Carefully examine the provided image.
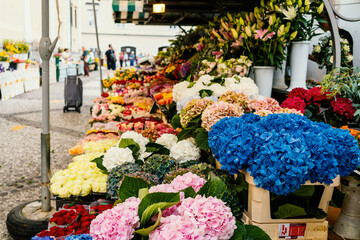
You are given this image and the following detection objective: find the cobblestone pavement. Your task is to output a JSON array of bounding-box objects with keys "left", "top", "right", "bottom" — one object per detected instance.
[{"left": 0, "top": 70, "right": 102, "bottom": 239}]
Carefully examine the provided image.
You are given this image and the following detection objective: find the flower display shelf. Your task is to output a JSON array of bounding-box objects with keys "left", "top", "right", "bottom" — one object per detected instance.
[
  {"left": 241, "top": 170, "right": 340, "bottom": 240},
  {"left": 54, "top": 193, "right": 108, "bottom": 211}
]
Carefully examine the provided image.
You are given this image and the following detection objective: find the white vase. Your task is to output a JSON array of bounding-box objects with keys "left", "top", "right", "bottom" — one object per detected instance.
[
  {"left": 254, "top": 66, "right": 275, "bottom": 98},
  {"left": 287, "top": 41, "right": 310, "bottom": 91}
]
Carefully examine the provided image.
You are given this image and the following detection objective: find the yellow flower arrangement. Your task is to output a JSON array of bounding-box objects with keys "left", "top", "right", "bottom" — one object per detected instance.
[{"left": 0, "top": 50, "right": 10, "bottom": 62}]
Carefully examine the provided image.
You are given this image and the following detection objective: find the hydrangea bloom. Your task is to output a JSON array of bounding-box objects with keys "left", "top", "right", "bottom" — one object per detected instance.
[
  {"left": 90, "top": 197, "right": 140, "bottom": 240},
  {"left": 119, "top": 131, "right": 150, "bottom": 160},
  {"left": 274, "top": 108, "right": 303, "bottom": 115},
  {"left": 288, "top": 88, "right": 308, "bottom": 99},
  {"left": 305, "top": 86, "right": 332, "bottom": 103},
  {"left": 201, "top": 101, "right": 244, "bottom": 131},
  {"left": 224, "top": 77, "right": 259, "bottom": 99},
  {"left": 209, "top": 114, "right": 360, "bottom": 195},
  {"left": 170, "top": 139, "right": 201, "bottom": 163},
  {"left": 219, "top": 91, "right": 250, "bottom": 110},
  {"left": 248, "top": 97, "right": 281, "bottom": 112},
  {"left": 180, "top": 98, "right": 215, "bottom": 127},
  {"left": 331, "top": 97, "right": 356, "bottom": 121},
  {"left": 177, "top": 195, "right": 236, "bottom": 240},
  {"left": 170, "top": 172, "right": 206, "bottom": 192},
  {"left": 280, "top": 97, "right": 306, "bottom": 114},
  {"left": 149, "top": 215, "right": 206, "bottom": 240},
  {"left": 155, "top": 133, "right": 178, "bottom": 150},
  {"left": 102, "top": 147, "right": 135, "bottom": 171},
  {"left": 65, "top": 234, "right": 92, "bottom": 240}
]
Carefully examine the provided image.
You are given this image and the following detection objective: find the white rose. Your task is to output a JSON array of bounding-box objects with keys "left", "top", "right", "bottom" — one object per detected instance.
[
  {"left": 346, "top": 55, "right": 353, "bottom": 62},
  {"left": 102, "top": 147, "right": 135, "bottom": 171},
  {"left": 155, "top": 134, "right": 178, "bottom": 150},
  {"left": 343, "top": 45, "right": 350, "bottom": 52},
  {"left": 50, "top": 183, "right": 62, "bottom": 195},
  {"left": 170, "top": 139, "right": 201, "bottom": 163}
]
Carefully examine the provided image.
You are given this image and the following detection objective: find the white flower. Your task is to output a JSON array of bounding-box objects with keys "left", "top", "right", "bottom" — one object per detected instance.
[
  {"left": 170, "top": 139, "right": 201, "bottom": 163},
  {"left": 155, "top": 134, "right": 178, "bottom": 150},
  {"left": 329, "top": 40, "right": 333, "bottom": 46},
  {"left": 346, "top": 55, "right": 354, "bottom": 62},
  {"left": 343, "top": 44, "right": 350, "bottom": 52},
  {"left": 279, "top": 6, "right": 298, "bottom": 20},
  {"left": 197, "top": 74, "right": 214, "bottom": 85},
  {"left": 343, "top": 39, "right": 349, "bottom": 45},
  {"left": 119, "top": 131, "right": 150, "bottom": 160},
  {"left": 102, "top": 147, "right": 135, "bottom": 171},
  {"left": 314, "top": 45, "right": 321, "bottom": 53},
  {"left": 330, "top": 56, "right": 334, "bottom": 63},
  {"left": 173, "top": 81, "right": 190, "bottom": 102},
  {"left": 225, "top": 76, "right": 259, "bottom": 99}
]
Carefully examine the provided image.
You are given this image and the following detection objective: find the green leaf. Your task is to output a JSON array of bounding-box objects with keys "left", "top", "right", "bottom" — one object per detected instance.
[
  {"left": 135, "top": 208, "right": 162, "bottom": 236},
  {"left": 197, "top": 173, "right": 226, "bottom": 198},
  {"left": 180, "top": 186, "right": 196, "bottom": 198},
  {"left": 292, "top": 185, "right": 315, "bottom": 197},
  {"left": 273, "top": 204, "right": 307, "bottom": 219},
  {"left": 118, "top": 176, "right": 151, "bottom": 202},
  {"left": 188, "top": 82, "right": 196, "bottom": 88},
  {"left": 150, "top": 102, "right": 159, "bottom": 114},
  {"left": 139, "top": 188, "right": 149, "bottom": 201},
  {"left": 145, "top": 142, "right": 170, "bottom": 156},
  {"left": 245, "top": 225, "right": 271, "bottom": 240},
  {"left": 118, "top": 138, "right": 140, "bottom": 159},
  {"left": 90, "top": 156, "right": 108, "bottom": 174},
  {"left": 177, "top": 127, "right": 197, "bottom": 141},
  {"left": 138, "top": 192, "right": 180, "bottom": 222},
  {"left": 304, "top": 109, "right": 313, "bottom": 118},
  {"left": 140, "top": 201, "right": 179, "bottom": 226},
  {"left": 229, "top": 221, "right": 246, "bottom": 240},
  {"left": 195, "top": 128, "right": 210, "bottom": 150},
  {"left": 199, "top": 89, "right": 214, "bottom": 98},
  {"left": 171, "top": 114, "right": 182, "bottom": 129}
]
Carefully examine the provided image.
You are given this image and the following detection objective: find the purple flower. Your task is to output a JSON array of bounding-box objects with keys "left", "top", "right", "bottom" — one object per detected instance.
[{"left": 180, "top": 61, "right": 192, "bottom": 78}]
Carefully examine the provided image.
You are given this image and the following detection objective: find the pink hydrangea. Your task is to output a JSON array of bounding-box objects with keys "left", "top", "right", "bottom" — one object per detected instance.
[
  {"left": 219, "top": 91, "right": 250, "bottom": 110},
  {"left": 254, "top": 109, "right": 273, "bottom": 117},
  {"left": 180, "top": 98, "right": 215, "bottom": 128},
  {"left": 201, "top": 101, "right": 244, "bottom": 131},
  {"left": 170, "top": 172, "right": 206, "bottom": 192},
  {"left": 149, "top": 215, "right": 206, "bottom": 240},
  {"left": 90, "top": 197, "right": 140, "bottom": 240},
  {"left": 248, "top": 97, "right": 281, "bottom": 112},
  {"left": 148, "top": 184, "right": 177, "bottom": 193},
  {"left": 177, "top": 195, "right": 236, "bottom": 240},
  {"left": 148, "top": 184, "right": 182, "bottom": 217}
]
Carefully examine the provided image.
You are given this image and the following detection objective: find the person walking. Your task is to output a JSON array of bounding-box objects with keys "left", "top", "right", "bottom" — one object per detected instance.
[
  {"left": 119, "top": 52, "right": 124, "bottom": 68},
  {"left": 129, "top": 51, "right": 135, "bottom": 66},
  {"left": 81, "top": 46, "right": 90, "bottom": 77},
  {"left": 124, "top": 52, "right": 129, "bottom": 67},
  {"left": 105, "top": 44, "right": 116, "bottom": 77}
]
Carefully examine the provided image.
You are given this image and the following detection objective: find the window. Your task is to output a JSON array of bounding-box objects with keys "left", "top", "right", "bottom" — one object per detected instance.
[
  {"left": 70, "top": 5, "right": 73, "bottom": 26},
  {"left": 88, "top": 9, "right": 98, "bottom": 26}
]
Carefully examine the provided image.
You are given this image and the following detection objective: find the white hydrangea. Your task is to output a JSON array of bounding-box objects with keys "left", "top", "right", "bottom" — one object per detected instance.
[
  {"left": 102, "top": 147, "right": 135, "bottom": 171},
  {"left": 170, "top": 139, "right": 201, "bottom": 163},
  {"left": 173, "top": 81, "right": 190, "bottom": 102},
  {"left": 197, "top": 74, "right": 214, "bottom": 85},
  {"left": 225, "top": 76, "right": 259, "bottom": 99},
  {"left": 119, "top": 131, "right": 150, "bottom": 160},
  {"left": 155, "top": 134, "right": 178, "bottom": 150}
]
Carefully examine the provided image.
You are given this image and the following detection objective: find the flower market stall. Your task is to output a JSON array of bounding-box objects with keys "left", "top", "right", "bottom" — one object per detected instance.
[{"left": 26, "top": 1, "right": 360, "bottom": 240}]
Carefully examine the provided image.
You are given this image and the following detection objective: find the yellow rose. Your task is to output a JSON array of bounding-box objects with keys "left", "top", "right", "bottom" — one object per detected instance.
[
  {"left": 50, "top": 183, "right": 62, "bottom": 195},
  {"left": 81, "top": 183, "right": 92, "bottom": 196},
  {"left": 58, "top": 188, "right": 71, "bottom": 198},
  {"left": 70, "top": 184, "right": 82, "bottom": 196}
]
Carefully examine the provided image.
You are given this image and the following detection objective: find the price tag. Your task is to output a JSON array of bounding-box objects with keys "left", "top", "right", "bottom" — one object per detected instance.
[{"left": 279, "top": 223, "right": 306, "bottom": 239}]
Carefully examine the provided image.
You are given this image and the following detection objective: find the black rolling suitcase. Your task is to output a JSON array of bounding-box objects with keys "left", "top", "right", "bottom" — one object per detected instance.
[{"left": 63, "top": 75, "right": 83, "bottom": 113}]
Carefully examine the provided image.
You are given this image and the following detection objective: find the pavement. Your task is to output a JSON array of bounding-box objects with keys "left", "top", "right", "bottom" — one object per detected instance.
[{"left": 0, "top": 69, "right": 102, "bottom": 239}]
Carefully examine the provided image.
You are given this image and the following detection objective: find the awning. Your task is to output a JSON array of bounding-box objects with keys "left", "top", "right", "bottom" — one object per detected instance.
[{"left": 112, "top": 0, "right": 261, "bottom": 25}]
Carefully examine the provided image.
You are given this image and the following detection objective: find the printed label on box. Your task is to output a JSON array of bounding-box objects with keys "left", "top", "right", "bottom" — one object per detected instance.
[{"left": 279, "top": 223, "right": 306, "bottom": 239}]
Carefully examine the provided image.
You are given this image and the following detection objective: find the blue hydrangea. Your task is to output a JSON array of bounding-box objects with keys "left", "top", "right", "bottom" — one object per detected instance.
[
  {"left": 65, "top": 234, "right": 92, "bottom": 240},
  {"left": 31, "top": 237, "right": 55, "bottom": 240},
  {"left": 209, "top": 114, "right": 360, "bottom": 195}
]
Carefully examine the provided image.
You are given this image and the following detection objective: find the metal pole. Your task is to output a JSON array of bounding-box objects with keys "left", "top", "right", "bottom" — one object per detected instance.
[
  {"left": 40, "top": 0, "right": 58, "bottom": 211},
  {"left": 92, "top": 0, "right": 103, "bottom": 94},
  {"left": 40, "top": 0, "right": 51, "bottom": 212}
]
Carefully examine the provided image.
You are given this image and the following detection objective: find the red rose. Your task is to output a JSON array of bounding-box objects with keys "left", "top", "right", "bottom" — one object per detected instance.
[{"left": 101, "top": 92, "right": 109, "bottom": 98}]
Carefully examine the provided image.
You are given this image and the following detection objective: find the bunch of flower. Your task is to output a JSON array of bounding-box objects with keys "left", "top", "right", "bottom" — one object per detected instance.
[
  {"left": 150, "top": 195, "right": 236, "bottom": 240},
  {"left": 161, "top": 60, "right": 185, "bottom": 80},
  {"left": 50, "top": 153, "right": 108, "bottom": 198},
  {"left": 49, "top": 209, "right": 78, "bottom": 226},
  {"left": 106, "top": 163, "right": 142, "bottom": 199},
  {"left": 331, "top": 97, "right": 356, "bottom": 121},
  {"left": 304, "top": 86, "right": 331, "bottom": 104},
  {"left": 172, "top": 74, "right": 259, "bottom": 103},
  {"left": 201, "top": 101, "right": 244, "bottom": 131},
  {"left": 0, "top": 50, "right": 10, "bottom": 62},
  {"left": 154, "top": 91, "right": 173, "bottom": 106},
  {"left": 102, "top": 77, "right": 117, "bottom": 89},
  {"left": 180, "top": 98, "right": 215, "bottom": 127},
  {"left": 219, "top": 91, "right": 250, "bottom": 110},
  {"left": 119, "top": 69, "right": 138, "bottom": 81},
  {"left": 90, "top": 197, "right": 140, "bottom": 239},
  {"left": 36, "top": 226, "right": 74, "bottom": 238},
  {"left": 3, "top": 39, "right": 29, "bottom": 53},
  {"left": 82, "top": 139, "right": 119, "bottom": 154},
  {"left": 209, "top": 114, "right": 360, "bottom": 195},
  {"left": 90, "top": 204, "right": 113, "bottom": 215},
  {"left": 312, "top": 36, "right": 353, "bottom": 72},
  {"left": 141, "top": 154, "right": 179, "bottom": 182},
  {"left": 249, "top": 97, "right": 281, "bottom": 112}
]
